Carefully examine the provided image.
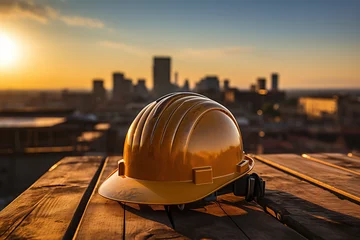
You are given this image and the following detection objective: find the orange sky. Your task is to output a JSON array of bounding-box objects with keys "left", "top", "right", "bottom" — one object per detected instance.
[{"left": 0, "top": 0, "right": 359, "bottom": 90}]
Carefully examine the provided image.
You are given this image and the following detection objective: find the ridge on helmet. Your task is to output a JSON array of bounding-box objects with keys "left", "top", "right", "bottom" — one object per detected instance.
[{"left": 99, "top": 92, "right": 255, "bottom": 205}]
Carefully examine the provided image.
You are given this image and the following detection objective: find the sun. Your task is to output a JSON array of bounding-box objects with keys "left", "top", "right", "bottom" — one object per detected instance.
[{"left": 0, "top": 32, "right": 18, "bottom": 68}]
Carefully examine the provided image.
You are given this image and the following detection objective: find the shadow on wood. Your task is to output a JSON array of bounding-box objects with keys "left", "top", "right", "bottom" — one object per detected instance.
[
  {"left": 125, "top": 197, "right": 304, "bottom": 240},
  {"left": 259, "top": 190, "right": 360, "bottom": 240}
]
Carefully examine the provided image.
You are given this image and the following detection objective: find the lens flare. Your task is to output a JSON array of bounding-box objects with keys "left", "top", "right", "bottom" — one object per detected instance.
[{"left": 0, "top": 32, "right": 18, "bottom": 67}]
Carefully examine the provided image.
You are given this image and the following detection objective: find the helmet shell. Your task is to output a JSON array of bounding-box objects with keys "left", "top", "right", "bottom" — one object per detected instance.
[
  {"left": 99, "top": 92, "right": 254, "bottom": 204},
  {"left": 124, "top": 92, "right": 244, "bottom": 182}
]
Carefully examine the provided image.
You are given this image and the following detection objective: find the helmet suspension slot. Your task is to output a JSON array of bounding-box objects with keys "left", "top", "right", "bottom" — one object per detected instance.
[
  {"left": 237, "top": 160, "right": 250, "bottom": 174},
  {"left": 118, "top": 160, "right": 125, "bottom": 176},
  {"left": 192, "top": 166, "right": 213, "bottom": 185}
]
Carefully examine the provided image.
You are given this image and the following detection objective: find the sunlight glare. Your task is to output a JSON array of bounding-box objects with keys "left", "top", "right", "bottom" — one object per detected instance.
[{"left": 0, "top": 32, "right": 18, "bottom": 67}]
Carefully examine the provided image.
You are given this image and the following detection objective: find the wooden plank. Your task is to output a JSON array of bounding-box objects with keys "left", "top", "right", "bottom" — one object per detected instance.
[
  {"left": 256, "top": 154, "right": 360, "bottom": 199},
  {"left": 74, "top": 156, "right": 126, "bottom": 239},
  {"left": 321, "top": 153, "right": 360, "bottom": 169},
  {"left": 302, "top": 153, "right": 360, "bottom": 176},
  {"left": 75, "top": 156, "right": 302, "bottom": 239},
  {"left": 124, "top": 202, "right": 247, "bottom": 239},
  {"left": 254, "top": 154, "right": 360, "bottom": 205},
  {"left": 74, "top": 156, "right": 186, "bottom": 240},
  {"left": 122, "top": 195, "right": 303, "bottom": 239},
  {"left": 0, "top": 156, "right": 104, "bottom": 240},
  {"left": 217, "top": 195, "right": 305, "bottom": 239},
  {"left": 253, "top": 159, "right": 360, "bottom": 240},
  {"left": 348, "top": 152, "right": 360, "bottom": 160}
]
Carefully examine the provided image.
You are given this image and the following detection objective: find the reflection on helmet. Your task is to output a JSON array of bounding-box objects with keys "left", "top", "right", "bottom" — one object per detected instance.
[{"left": 99, "top": 92, "right": 255, "bottom": 205}]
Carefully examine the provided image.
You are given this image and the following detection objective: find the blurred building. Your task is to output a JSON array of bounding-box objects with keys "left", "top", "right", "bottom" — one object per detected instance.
[
  {"left": 26, "top": 91, "right": 64, "bottom": 109},
  {"left": 182, "top": 79, "right": 190, "bottom": 92},
  {"left": 257, "top": 78, "right": 266, "bottom": 91},
  {"left": 271, "top": 73, "right": 279, "bottom": 91},
  {"left": 295, "top": 95, "right": 360, "bottom": 151},
  {"left": 224, "top": 87, "right": 285, "bottom": 112},
  {"left": 112, "top": 72, "right": 133, "bottom": 102},
  {"left": 62, "top": 89, "right": 95, "bottom": 112},
  {"left": 133, "top": 79, "right": 149, "bottom": 101},
  {"left": 224, "top": 79, "right": 230, "bottom": 91},
  {"left": 298, "top": 97, "right": 338, "bottom": 119},
  {"left": 174, "top": 72, "right": 178, "bottom": 86},
  {"left": 298, "top": 95, "right": 360, "bottom": 124},
  {"left": 124, "top": 78, "right": 134, "bottom": 101},
  {"left": 92, "top": 79, "right": 106, "bottom": 104},
  {"left": 195, "top": 75, "right": 221, "bottom": 101},
  {"left": 153, "top": 57, "right": 172, "bottom": 97},
  {"left": 113, "top": 72, "right": 124, "bottom": 100},
  {"left": 0, "top": 108, "right": 112, "bottom": 209},
  {"left": 250, "top": 84, "right": 256, "bottom": 92},
  {"left": 196, "top": 75, "right": 220, "bottom": 92},
  {"left": 338, "top": 96, "right": 360, "bottom": 126}
]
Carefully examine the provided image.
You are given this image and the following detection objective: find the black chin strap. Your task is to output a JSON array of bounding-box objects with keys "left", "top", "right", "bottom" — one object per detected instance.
[{"left": 164, "top": 205, "right": 176, "bottom": 229}]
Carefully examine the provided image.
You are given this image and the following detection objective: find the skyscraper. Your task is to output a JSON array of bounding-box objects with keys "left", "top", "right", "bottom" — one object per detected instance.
[
  {"left": 271, "top": 73, "right": 279, "bottom": 91},
  {"left": 112, "top": 72, "right": 133, "bottom": 102},
  {"left": 257, "top": 78, "right": 266, "bottom": 91},
  {"left": 174, "top": 72, "right": 178, "bottom": 86},
  {"left": 93, "top": 79, "right": 106, "bottom": 103},
  {"left": 124, "top": 78, "right": 134, "bottom": 100},
  {"left": 224, "top": 79, "right": 230, "bottom": 91},
  {"left": 112, "top": 72, "right": 124, "bottom": 100},
  {"left": 153, "top": 56, "right": 171, "bottom": 97}
]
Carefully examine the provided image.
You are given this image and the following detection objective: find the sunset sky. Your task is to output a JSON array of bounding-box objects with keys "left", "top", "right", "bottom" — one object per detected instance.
[{"left": 0, "top": 0, "right": 359, "bottom": 90}]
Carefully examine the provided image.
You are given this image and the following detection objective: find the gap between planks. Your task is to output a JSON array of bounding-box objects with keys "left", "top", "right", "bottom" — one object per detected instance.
[{"left": 63, "top": 157, "right": 106, "bottom": 239}]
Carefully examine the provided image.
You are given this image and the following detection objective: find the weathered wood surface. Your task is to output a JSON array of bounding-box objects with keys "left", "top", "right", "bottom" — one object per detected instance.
[
  {"left": 306, "top": 153, "right": 360, "bottom": 172},
  {"left": 1, "top": 153, "right": 360, "bottom": 240},
  {"left": 257, "top": 154, "right": 360, "bottom": 198},
  {"left": 0, "top": 156, "right": 104, "bottom": 240},
  {"left": 74, "top": 156, "right": 303, "bottom": 240},
  {"left": 253, "top": 157, "right": 360, "bottom": 240},
  {"left": 349, "top": 152, "right": 360, "bottom": 159}
]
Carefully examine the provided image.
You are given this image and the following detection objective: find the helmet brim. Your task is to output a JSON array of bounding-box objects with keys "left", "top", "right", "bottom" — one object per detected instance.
[{"left": 98, "top": 156, "right": 254, "bottom": 205}]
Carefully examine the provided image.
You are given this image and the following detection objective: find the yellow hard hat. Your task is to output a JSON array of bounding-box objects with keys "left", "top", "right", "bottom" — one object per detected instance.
[{"left": 99, "top": 92, "right": 254, "bottom": 204}]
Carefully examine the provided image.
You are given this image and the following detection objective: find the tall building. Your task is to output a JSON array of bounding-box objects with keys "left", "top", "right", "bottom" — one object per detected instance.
[
  {"left": 153, "top": 57, "right": 172, "bottom": 97},
  {"left": 257, "top": 78, "right": 266, "bottom": 91},
  {"left": 112, "top": 72, "right": 133, "bottom": 102},
  {"left": 92, "top": 79, "right": 106, "bottom": 103},
  {"left": 124, "top": 78, "right": 134, "bottom": 100},
  {"left": 112, "top": 72, "right": 124, "bottom": 100},
  {"left": 224, "top": 79, "right": 230, "bottom": 91},
  {"left": 174, "top": 72, "right": 178, "bottom": 86},
  {"left": 271, "top": 73, "right": 279, "bottom": 91}
]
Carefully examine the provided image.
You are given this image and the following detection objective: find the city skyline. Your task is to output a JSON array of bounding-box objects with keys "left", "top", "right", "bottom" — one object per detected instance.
[{"left": 0, "top": 0, "right": 359, "bottom": 90}]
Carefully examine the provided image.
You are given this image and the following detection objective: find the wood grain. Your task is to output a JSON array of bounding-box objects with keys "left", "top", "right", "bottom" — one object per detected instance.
[
  {"left": 308, "top": 153, "right": 360, "bottom": 172},
  {"left": 74, "top": 156, "right": 126, "bottom": 239},
  {"left": 75, "top": 156, "right": 303, "bottom": 240},
  {"left": 257, "top": 154, "right": 360, "bottom": 198},
  {"left": 0, "top": 156, "right": 104, "bottom": 240},
  {"left": 3, "top": 154, "right": 360, "bottom": 240},
  {"left": 217, "top": 194, "right": 305, "bottom": 239},
  {"left": 253, "top": 159, "right": 360, "bottom": 240},
  {"left": 74, "top": 156, "right": 187, "bottom": 240}
]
